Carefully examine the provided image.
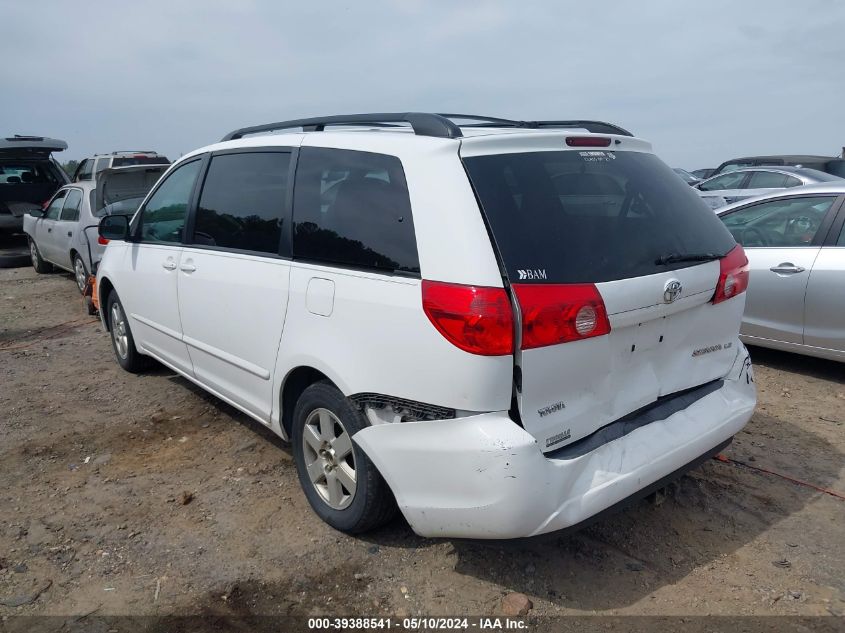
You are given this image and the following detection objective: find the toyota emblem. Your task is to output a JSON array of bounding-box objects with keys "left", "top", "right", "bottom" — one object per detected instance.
[{"left": 663, "top": 279, "right": 682, "bottom": 303}]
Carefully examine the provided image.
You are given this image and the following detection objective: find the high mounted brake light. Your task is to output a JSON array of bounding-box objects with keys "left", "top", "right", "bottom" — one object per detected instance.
[
  {"left": 712, "top": 245, "right": 750, "bottom": 304},
  {"left": 565, "top": 137, "right": 612, "bottom": 147},
  {"left": 513, "top": 284, "right": 611, "bottom": 349},
  {"left": 422, "top": 280, "right": 513, "bottom": 356}
]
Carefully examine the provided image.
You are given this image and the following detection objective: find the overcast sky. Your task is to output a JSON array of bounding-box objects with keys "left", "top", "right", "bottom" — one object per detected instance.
[{"left": 2, "top": 0, "right": 843, "bottom": 169}]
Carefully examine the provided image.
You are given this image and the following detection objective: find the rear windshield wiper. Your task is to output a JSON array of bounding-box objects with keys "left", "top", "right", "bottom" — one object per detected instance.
[{"left": 655, "top": 252, "right": 722, "bottom": 266}]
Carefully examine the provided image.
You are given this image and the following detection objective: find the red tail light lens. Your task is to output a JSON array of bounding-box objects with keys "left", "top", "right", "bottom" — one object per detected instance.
[
  {"left": 712, "top": 245, "right": 750, "bottom": 304},
  {"left": 422, "top": 280, "right": 513, "bottom": 356},
  {"left": 513, "top": 284, "right": 611, "bottom": 349},
  {"left": 565, "top": 136, "right": 611, "bottom": 147},
  {"left": 97, "top": 236, "right": 110, "bottom": 245}
]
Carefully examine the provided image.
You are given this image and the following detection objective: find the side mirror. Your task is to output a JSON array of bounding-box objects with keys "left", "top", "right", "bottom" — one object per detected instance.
[
  {"left": 99, "top": 214, "right": 130, "bottom": 241},
  {"left": 28, "top": 209, "right": 44, "bottom": 217}
]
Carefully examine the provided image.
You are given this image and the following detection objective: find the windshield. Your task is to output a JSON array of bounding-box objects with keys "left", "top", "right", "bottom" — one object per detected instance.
[{"left": 463, "top": 150, "right": 736, "bottom": 284}]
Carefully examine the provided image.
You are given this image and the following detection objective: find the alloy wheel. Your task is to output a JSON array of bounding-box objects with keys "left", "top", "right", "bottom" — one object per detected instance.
[
  {"left": 302, "top": 408, "right": 357, "bottom": 510},
  {"left": 110, "top": 302, "right": 129, "bottom": 359}
]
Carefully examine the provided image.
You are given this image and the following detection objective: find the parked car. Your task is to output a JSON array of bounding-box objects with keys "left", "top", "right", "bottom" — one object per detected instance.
[
  {"left": 711, "top": 154, "right": 845, "bottom": 178},
  {"left": 695, "top": 166, "right": 841, "bottom": 209},
  {"left": 0, "top": 135, "right": 69, "bottom": 234},
  {"left": 24, "top": 165, "right": 167, "bottom": 292},
  {"left": 72, "top": 151, "right": 169, "bottom": 182},
  {"left": 96, "top": 113, "right": 756, "bottom": 539},
  {"left": 691, "top": 168, "right": 716, "bottom": 180},
  {"left": 672, "top": 167, "right": 701, "bottom": 186},
  {"left": 716, "top": 183, "right": 845, "bottom": 362}
]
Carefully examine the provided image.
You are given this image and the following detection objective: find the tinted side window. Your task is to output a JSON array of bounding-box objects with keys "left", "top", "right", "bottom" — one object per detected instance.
[
  {"left": 45, "top": 190, "right": 67, "bottom": 219},
  {"left": 95, "top": 159, "right": 111, "bottom": 175},
  {"left": 139, "top": 160, "right": 201, "bottom": 244},
  {"left": 783, "top": 176, "right": 802, "bottom": 188},
  {"left": 60, "top": 189, "right": 82, "bottom": 221},
  {"left": 700, "top": 172, "right": 747, "bottom": 191},
  {"left": 748, "top": 171, "right": 789, "bottom": 189},
  {"left": 193, "top": 152, "right": 290, "bottom": 254},
  {"left": 292, "top": 147, "right": 419, "bottom": 274},
  {"left": 720, "top": 196, "right": 836, "bottom": 247},
  {"left": 838, "top": 220, "right": 845, "bottom": 247}
]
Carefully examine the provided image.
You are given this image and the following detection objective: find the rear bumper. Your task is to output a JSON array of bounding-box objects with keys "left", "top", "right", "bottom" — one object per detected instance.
[{"left": 353, "top": 345, "right": 756, "bottom": 539}]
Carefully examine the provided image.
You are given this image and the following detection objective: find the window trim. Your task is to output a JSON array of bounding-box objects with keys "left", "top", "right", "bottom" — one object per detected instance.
[
  {"left": 821, "top": 195, "right": 845, "bottom": 247},
  {"left": 132, "top": 155, "right": 206, "bottom": 245},
  {"left": 718, "top": 193, "right": 843, "bottom": 249},
  {"left": 182, "top": 146, "right": 296, "bottom": 259}
]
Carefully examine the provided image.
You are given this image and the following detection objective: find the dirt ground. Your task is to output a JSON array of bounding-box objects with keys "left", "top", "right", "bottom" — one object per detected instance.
[{"left": 1, "top": 266, "right": 843, "bottom": 623}]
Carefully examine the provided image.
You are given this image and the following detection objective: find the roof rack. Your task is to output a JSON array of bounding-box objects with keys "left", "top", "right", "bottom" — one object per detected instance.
[
  {"left": 438, "top": 114, "right": 633, "bottom": 137},
  {"left": 221, "top": 113, "right": 463, "bottom": 141},
  {"left": 221, "top": 113, "right": 633, "bottom": 141}
]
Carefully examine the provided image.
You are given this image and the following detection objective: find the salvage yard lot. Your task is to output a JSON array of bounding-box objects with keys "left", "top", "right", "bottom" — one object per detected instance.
[{"left": 1, "top": 266, "right": 843, "bottom": 618}]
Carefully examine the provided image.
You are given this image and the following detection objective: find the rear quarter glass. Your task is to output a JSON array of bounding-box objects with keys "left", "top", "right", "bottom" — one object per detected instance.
[{"left": 463, "top": 150, "right": 736, "bottom": 284}]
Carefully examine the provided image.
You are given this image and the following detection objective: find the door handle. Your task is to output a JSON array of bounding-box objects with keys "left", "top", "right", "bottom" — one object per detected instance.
[
  {"left": 67, "top": 231, "right": 72, "bottom": 237},
  {"left": 162, "top": 260, "right": 177, "bottom": 271},
  {"left": 47, "top": 228, "right": 52, "bottom": 233},
  {"left": 180, "top": 263, "right": 196, "bottom": 273},
  {"left": 770, "top": 263, "right": 805, "bottom": 274}
]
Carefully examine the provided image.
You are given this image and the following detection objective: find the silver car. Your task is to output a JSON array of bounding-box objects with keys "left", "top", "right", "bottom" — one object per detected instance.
[
  {"left": 23, "top": 164, "right": 167, "bottom": 292},
  {"left": 696, "top": 166, "right": 842, "bottom": 210},
  {"left": 717, "top": 183, "right": 845, "bottom": 361}
]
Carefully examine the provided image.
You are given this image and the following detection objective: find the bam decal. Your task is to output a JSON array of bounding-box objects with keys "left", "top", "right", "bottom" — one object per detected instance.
[{"left": 517, "top": 269, "right": 547, "bottom": 280}]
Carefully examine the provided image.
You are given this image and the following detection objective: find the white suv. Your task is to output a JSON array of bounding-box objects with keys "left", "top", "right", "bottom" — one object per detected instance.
[{"left": 96, "top": 113, "right": 757, "bottom": 538}]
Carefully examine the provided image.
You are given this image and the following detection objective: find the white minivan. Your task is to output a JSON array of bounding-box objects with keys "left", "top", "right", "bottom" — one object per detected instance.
[{"left": 96, "top": 113, "right": 757, "bottom": 538}]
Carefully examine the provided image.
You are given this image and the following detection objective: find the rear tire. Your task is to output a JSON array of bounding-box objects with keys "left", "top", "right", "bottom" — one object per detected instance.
[
  {"left": 106, "top": 290, "right": 149, "bottom": 373},
  {"left": 29, "top": 239, "right": 52, "bottom": 274},
  {"left": 72, "top": 253, "right": 88, "bottom": 294},
  {"left": 292, "top": 381, "right": 397, "bottom": 533}
]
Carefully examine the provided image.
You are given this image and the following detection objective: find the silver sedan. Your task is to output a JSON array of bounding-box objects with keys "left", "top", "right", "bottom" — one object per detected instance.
[
  {"left": 717, "top": 183, "right": 845, "bottom": 361},
  {"left": 696, "top": 166, "right": 842, "bottom": 210}
]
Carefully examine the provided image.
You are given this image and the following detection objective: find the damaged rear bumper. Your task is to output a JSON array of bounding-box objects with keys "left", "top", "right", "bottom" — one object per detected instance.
[{"left": 353, "top": 345, "right": 756, "bottom": 539}]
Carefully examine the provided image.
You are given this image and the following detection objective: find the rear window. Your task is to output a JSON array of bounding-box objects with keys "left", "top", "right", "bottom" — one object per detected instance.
[
  {"left": 0, "top": 162, "right": 61, "bottom": 186},
  {"left": 463, "top": 150, "right": 736, "bottom": 284},
  {"left": 112, "top": 156, "right": 170, "bottom": 168}
]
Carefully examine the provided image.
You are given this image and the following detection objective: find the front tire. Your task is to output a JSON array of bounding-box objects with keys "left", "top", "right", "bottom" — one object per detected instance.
[
  {"left": 292, "top": 381, "right": 396, "bottom": 533},
  {"left": 106, "top": 290, "right": 149, "bottom": 373},
  {"left": 29, "top": 239, "right": 52, "bottom": 274}
]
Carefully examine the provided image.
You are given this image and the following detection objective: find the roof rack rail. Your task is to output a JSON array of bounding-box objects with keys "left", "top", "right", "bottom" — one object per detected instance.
[
  {"left": 221, "top": 112, "right": 463, "bottom": 141},
  {"left": 437, "top": 114, "right": 633, "bottom": 137}
]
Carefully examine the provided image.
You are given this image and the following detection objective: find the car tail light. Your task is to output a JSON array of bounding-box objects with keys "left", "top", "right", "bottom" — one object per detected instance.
[
  {"left": 421, "top": 280, "right": 513, "bottom": 356},
  {"left": 513, "top": 284, "right": 611, "bottom": 349},
  {"left": 712, "top": 245, "right": 750, "bottom": 304},
  {"left": 565, "top": 136, "right": 612, "bottom": 147},
  {"left": 97, "top": 236, "right": 110, "bottom": 245}
]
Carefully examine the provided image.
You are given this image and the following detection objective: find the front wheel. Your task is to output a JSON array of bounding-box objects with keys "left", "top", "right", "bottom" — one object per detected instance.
[
  {"left": 106, "top": 290, "right": 149, "bottom": 373},
  {"left": 292, "top": 381, "right": 396, "bottom": 533}
]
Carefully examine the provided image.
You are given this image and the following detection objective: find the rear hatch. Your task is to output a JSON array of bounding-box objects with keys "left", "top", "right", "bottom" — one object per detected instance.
[
  {"left": 462, "top": 138, "right": 745, "bottom": 452},
  {"left": 94, "top": 165, "right": 168, "bottom": 216},
  {"left": 0, "top": 136, "right": 69, "bottom": 220}
]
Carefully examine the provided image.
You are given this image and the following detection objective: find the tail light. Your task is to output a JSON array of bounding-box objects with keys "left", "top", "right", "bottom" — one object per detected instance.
[
  {"left": 422, "top": 280, "right": 513, "bottom": 356},
  {"left": 513, "top": 284, "right": 610, "bottom": 349},
  {"left": 97, "top": 236, "right": 110, "bottom": 245},
  {"left": 712, "top": 245, "right": 750, "bottom": 304},
  {"left": 41, "top": 199, "right": 50, "bottom": 210}
]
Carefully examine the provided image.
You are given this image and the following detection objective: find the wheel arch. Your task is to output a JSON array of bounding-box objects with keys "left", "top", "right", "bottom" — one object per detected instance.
[
  {"left": 279, "top": 365, "right": 332, "bottom": 440},
  {"left": 98, "top": 276, "right": 115, "bottom": 330}
]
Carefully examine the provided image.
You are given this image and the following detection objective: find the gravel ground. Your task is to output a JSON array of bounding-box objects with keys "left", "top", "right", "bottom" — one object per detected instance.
[{"left": 1, "top": 266, "right": 843, "bottom": 623}]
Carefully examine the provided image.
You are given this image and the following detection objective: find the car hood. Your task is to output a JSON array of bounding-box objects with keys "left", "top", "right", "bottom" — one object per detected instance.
[{"left": 95, "top": 165, "right": 167, "bottom": 212}]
